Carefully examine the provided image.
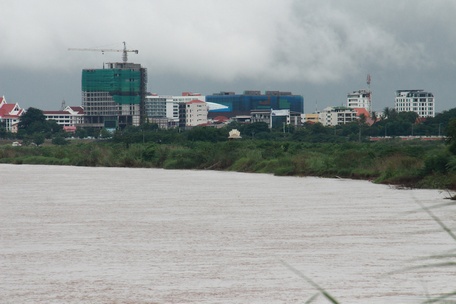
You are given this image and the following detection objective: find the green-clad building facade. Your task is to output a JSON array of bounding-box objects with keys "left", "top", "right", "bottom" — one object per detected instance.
[{"left": 82, "top": 62, "right": 147, "bottom": 129}]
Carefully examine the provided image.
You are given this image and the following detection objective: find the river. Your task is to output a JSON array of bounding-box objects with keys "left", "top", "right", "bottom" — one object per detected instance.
[{"left": 1, "top": 164, "right": 454, "bottom": 303}]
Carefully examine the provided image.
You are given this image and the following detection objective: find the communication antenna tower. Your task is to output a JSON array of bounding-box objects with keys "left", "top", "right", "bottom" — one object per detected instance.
[{"left": 366, "top": 73, "right": 372, "bottom": 114}]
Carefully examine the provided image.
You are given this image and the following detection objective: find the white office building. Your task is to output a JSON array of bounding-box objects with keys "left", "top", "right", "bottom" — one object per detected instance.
[
  {"left": 43, "top": 106, "right": 84, "bottom": 127},
  {"left": 347, "top": 89, "right": 372, "bottom": 114},
  {"left": 395, "top": 90, "right": 435, "bottom": 118}
]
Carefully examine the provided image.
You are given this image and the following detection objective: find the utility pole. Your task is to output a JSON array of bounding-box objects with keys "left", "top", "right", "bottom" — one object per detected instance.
[{"left": 358, "top": 118, "right": 363, "bottom": 142}]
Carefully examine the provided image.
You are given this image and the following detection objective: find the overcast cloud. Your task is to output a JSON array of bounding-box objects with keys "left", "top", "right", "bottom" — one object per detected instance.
[{"left": 1, "top": 0, "right": 455, "bottom": 112}]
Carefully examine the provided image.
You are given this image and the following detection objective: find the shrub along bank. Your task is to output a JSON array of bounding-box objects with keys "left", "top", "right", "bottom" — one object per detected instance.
[{"left": 1, "top": 139, "right": 455, "bottom": 190}]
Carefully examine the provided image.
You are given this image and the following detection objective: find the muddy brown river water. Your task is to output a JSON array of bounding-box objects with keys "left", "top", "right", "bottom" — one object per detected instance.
[{"left": 1, "top": 164, "right": 455, "bottom": 303}]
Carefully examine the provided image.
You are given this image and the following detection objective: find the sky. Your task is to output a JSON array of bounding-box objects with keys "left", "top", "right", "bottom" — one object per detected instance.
[{"left": 1, "top": 0, "right": 456, "bottom": 114}]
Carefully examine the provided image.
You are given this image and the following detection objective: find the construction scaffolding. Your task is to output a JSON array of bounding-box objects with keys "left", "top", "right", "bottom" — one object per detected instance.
[
  {"left": 81, "top": 62, "right": 147, "bottom": 128},
  {"left": 82, "top": 69, "right": 142, "bottom": 105}
]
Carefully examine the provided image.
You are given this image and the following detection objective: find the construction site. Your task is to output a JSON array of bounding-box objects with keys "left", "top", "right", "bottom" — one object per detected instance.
[{"left": 70, "top": 42, "right": 147, "bottom": 129}]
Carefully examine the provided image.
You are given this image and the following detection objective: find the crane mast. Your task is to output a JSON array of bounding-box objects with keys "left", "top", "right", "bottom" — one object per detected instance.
[{"left": 68, "top": 41, "right": 138, "bottom": 63}]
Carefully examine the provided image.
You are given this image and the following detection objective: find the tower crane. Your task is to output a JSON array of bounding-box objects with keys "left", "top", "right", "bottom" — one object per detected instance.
[{"left": 68, "top": 41, "right": 138, "bottom": 63}]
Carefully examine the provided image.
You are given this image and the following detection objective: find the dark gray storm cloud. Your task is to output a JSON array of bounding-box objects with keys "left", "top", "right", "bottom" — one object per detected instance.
[{"left": 1, "top": 0, "right": 455, "bottom": 112}]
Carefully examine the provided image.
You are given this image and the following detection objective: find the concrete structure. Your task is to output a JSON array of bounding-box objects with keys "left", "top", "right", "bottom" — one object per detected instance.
[
  {"left": 250, "top": 109, "right": 301, "bottom": 129},
  {"left": 0, "top": 96, "right": 24, "bottom": 133},
  {"left": 318, "top": 106, "right": 358, "bottom": 126},
  {"left": 302, "top": 113, "right": 320, "bottom": 124},
  {"left": 347, "top": 89, "right": 372, "bottom": 114},
  {"left": 81, "top": 62, "right": 147, "bottom": 129},
  {"left": 43, "top": 106, "right": 84, "bottom": 127},
  {"left": 185, "top": 100, "right": 208, "bottom": 127},
  {"left": 206, "top": 90, "right": 304, "bottom": 119},
  {"left": 144, "top": 93, "right": 206, "bottom": 129},
  {"left": 395, "top": 90, "right": 435, "bottom": 118}
]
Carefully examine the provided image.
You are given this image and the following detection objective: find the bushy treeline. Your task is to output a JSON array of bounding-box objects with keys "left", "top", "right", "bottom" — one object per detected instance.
[
  {"left": 2, "top": 106, "right": 456, "bottom": 147},
  {"left": 1, "top": 137, "right": 456, "bottom": 190}
]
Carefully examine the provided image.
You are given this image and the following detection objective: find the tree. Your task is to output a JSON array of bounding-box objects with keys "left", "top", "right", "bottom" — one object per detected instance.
[
  {"left": 46, "top": 119, "right": 63, "bottom": 135},
  {"left": 52, "top": 136, "right": 69, "bottom": 145},
  {"left": 18, "top": 107, "right": 47, "bottom": 134},
  {"left": 75, "top": 127, "right": 88, "bottom": 139},
  {"left": 17, "top": 107, "right": 65, "bottom": 137},
  {"left": 243, "top": 122, "right": 270, "bottom": 137},
  {"left": 383, "top": 107, "right": 398, "bottom": 121},
  {"left": 32, "top": 133, "right": 45, "bottom": 146},
  {"left": 186, "top": 126, "right": 225, "bottom": 142},
  {"left": 397, "top": 111, "right": 419, "bottom": 124},
  {"left": 447, "top": 118, "right": 456, "bottom": 142},
  {"left": 0, "top": 125, "right": 8, "bottom": 139},
  {"left": 447, "top": 118, "right": 456, "bottom": 154}
]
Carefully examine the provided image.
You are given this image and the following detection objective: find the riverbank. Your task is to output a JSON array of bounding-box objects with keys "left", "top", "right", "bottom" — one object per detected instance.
[{"left": 1, "top": 139, "right": 455, "bottom": 190}]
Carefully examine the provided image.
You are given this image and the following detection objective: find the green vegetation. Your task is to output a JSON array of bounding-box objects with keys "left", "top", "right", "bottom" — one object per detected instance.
[
  {"left": 1, "top": 132, "right": 456, "bottom": 190},
  {"left": 1, "top": 108, "right": 456, "bottom": 190}
]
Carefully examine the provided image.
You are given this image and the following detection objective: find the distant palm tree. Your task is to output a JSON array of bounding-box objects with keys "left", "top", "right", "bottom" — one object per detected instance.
[
  {"left": 382, "top": 107, "right": 390, "bottom": 120},
  {"left": 383, "top": 107, "right": 398, "bottom": 120}
]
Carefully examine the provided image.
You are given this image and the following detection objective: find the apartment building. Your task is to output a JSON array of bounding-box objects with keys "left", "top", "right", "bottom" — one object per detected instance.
[
  {"left": 395, "top": 89, "right": 435, "bottom": 117},
  {"left": 185, "top": 100, "right": 208, "bottom": 127},
  {"left": 347, "top": 89, "right": 372, "bottom": 114}
]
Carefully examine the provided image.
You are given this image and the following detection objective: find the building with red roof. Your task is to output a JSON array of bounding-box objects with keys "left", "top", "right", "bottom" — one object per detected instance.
[
  {"left": 0, "top": 96, "right": 25, "bottom": 133},
  {"left": 353, "top": 107, "right": 376, "bottom": 126},
  {"left": 347, "top": 89, "right": 372, "bottom": 114},
  {"left": 43, "top": 106, "right": 84, "bottom": 129}
]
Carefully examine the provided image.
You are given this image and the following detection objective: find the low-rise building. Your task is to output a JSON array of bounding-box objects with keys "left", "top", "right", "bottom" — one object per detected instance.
[
  {"left": 43, "top": 106, "right": 84, "bottom": 128},
  {"left": 0, "top": 96, "right": 24, "bottom": 133},
  {"left": 250, "top": 109, "right": 302, "bottom": 128},
  {"left": 318, "top": 106, "right": 358, "bottom": 126},
  {"left": 302, "top": 113, "right": 320, "bottom": 124}
]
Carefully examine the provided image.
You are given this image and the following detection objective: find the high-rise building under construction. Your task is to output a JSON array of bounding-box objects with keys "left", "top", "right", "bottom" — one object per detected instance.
[{"left": 81, "top": 62, "right": 147, "bottom": 129}]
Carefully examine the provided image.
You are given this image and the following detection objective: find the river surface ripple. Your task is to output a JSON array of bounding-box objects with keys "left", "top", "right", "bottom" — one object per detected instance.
[{"left": 1, "top": 164, "right": 455, "bottom": 303}]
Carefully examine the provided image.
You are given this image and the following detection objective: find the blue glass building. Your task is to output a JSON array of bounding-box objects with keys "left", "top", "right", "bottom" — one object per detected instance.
[{"left": 206, "top": 90, "right": 304, "bottom": 118}]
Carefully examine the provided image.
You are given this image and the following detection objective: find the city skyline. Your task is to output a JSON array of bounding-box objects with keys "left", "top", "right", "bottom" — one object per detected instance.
[{"left": 1, "top": 1, "right": 456, "bottom": 113}]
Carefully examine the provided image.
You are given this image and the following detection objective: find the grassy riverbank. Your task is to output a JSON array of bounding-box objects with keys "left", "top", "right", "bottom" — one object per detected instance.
[{"left": 1, "top": 139, "right": 455, "bottom": 190}]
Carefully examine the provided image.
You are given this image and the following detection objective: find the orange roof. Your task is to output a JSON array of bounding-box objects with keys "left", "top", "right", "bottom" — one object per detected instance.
[
  {"left": 186, "top": 99, "right": 205, "bottom": 104},
  {"left": 213, "top": 116, "right": 229, "bottom": 123},
  {"left": 353, "top": 108, "right": 370, "bottom": 118}
]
